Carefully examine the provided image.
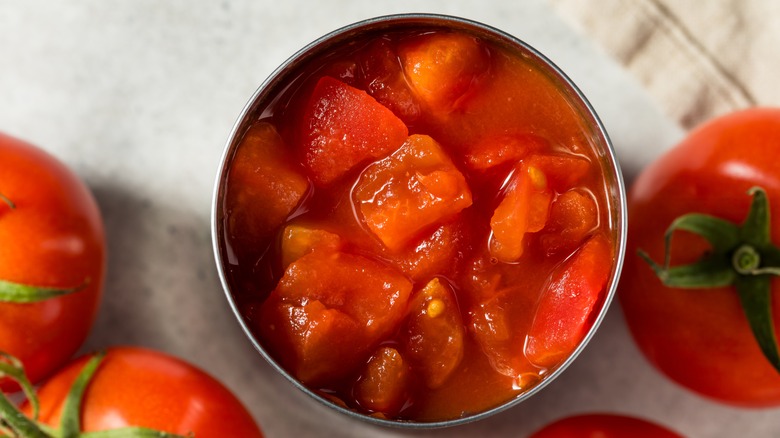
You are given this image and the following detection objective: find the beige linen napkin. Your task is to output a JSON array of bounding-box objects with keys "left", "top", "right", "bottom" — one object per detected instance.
[{"left": 551, "top": 0, "right": 780, "bottom": 128}]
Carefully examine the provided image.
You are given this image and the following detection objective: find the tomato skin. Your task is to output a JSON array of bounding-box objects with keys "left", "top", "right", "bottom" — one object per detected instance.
[
  {"left": 529, "top": 414, "right": 682, "bottom": 438},
  {"left": 621, "top": 108, "right": 780, "bottom": 406},
  {"left": 26, "top": 347, "right": 263, "bottom": 437},
  {"left": 0, "top": 133, "right": 105, "bottom": 390}
]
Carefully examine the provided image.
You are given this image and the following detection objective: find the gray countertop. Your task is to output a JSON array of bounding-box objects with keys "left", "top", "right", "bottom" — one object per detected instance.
[{"left": 1, "top": 1, "right": 777, "bottom": 436}]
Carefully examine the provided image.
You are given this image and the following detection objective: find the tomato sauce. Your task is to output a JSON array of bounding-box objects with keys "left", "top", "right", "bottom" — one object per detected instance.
[{"left": 220, "top": 26, "right": 616, "bottom": 422}]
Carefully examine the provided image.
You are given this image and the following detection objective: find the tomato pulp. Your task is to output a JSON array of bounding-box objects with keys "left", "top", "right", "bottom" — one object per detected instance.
[{"left": 218, "top": 22, "right": 619, "bottom": 422}]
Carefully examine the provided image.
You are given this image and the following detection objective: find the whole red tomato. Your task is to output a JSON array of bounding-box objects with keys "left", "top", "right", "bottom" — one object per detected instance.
[
  {"left": 0, "top": 133, "right": 105, "bottom": 390},
  {"left": 26, "top": 347, "right": 263, "bottom": 437},
  {"left": 529, "top": 414, "right": 682, "bottom": 438},
  {"left": 621, "top": 108, "right": 780, "bottom": 406}
]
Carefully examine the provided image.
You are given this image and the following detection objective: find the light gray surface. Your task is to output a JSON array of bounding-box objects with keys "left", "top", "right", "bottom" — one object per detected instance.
[{"left": 1, "top": 1, "right": 777, "bottom": 437}]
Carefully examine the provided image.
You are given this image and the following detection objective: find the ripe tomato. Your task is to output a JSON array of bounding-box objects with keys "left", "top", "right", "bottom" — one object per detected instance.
[
  {"left": 26, "top": 347, "right": 263, "bottom": 437},
  {"left": 529, "top": 414, "right": 682, "bottom": 438},
  {"left": 0, "top": 133, "right": 105, "bottom": 390},
  {"left": 621, "top": 108, "right": 780, "bottom": 406}
]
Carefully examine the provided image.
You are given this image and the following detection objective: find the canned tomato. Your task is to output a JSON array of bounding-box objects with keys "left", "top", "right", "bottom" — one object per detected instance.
[{"left": 212, "top": 13, "right": 626, "bottom": 427}]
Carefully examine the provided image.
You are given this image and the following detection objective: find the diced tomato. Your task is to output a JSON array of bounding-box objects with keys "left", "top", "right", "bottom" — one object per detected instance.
[
  {"left": 539, "top": 190, "right": 598, "bottom": 256},
  {"left": 400, "top": 32, "right": 489, "bottom": 112},
  {"left": 525, "top": 233, "right": 613, "bottom": 368},
  {"left": 280, "top": 223, "right": 341, "bottom": 268},
  {"left": 468, "top": 291, "right": 540, "bottom": 387},
  {"left": 275, "top": 251, "right": 412, "bottom": 340},
  {"left": 226, "top": 122, "right": 309, "bottom": 256},
  {"left": 489, "top": 163, "right": 552, "bottom": 262},
  {"left": 299, "top": 76, "right": 408, "bottom": 186},
  {"left": 354, "top": 347, "right": 410, "bottom": 415},
  {"left": 354, "top": 135, "right": 472, "bottom": 251},
  {"left": 259, "top": 296, "right": 362, "bottom": 385},
  {"left": 527, "top": 153, "right": 591, "bottom": 191},
  {"left": 400, "top": 278, "right": 465, "bottom": 389},
  {"left": 460, "top": 252, "right": 504, "bottom": 307},
  {"left": 358, "top": 39, "right": 421, "bottom": 122},
  {"left": 463, "top": 133, "right": 547, "bottom": 172},
  {"left": 387, "top": 218, "right": 467, "bottom": 281},
  {"left": 259, "top": 251, "right": 412, "bottom": 384}
]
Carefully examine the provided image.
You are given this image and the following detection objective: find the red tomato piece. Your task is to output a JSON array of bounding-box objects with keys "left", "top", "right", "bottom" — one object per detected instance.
[
  {"left": 354, "top": 347, "right": 410, "bottom": 415},
  {"left": 400, "top": 32, "right": 489, "bottom": 112},
  {"left": 540, "top": 190, "right": 599, "bottom": 256},
  {"left": 354, "top": 135, "right": 472, "bottom": 251},
  {"left": 527, "top": 153, "right": 591, "bottom": 192},
  {"left": 259, "top": 251, "right": 412, "bottom": 384},
  {"left": 226, "top": 122, "right": 309, "bottom": 257},
  {"left": 387, "top": 218, "right": 467, "bottom": 281},
  {"left": 530, "top": 413, "right": 683, "bottom": 438},
  {"left": 525, "top": 233, "right": 613, "bottom": 368},
  {"left": 489, "top": 163, "right": 553, "bottom": 263},
  {"left": 468, "top": 291, "right": 540, "bottom": 387},
  {"left": 358, "top": 39, "right": 421, "bottom": 122},
  {"left": 260, "top": 296, "right": 363, "bottom": 385},
  {"left": 463, "top": 132, "right": 546, "bottom": 172},
  {"left": 26, "top": 347, "right": 263, "bottom": 437},
  {"left": 299, "top": 76, "right": 408, "bottom": 186},
  {"left": 400, "top": 278, "right": 465, "bottom": 389},
  {"left": 279, "top": 223, "right": 341, "bottom": 268}
]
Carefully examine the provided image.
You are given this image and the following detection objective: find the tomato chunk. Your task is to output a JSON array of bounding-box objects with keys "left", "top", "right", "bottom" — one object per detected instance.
[
  {"left": 540, "top": 190, "right": 598, "bottom": 256},
  {"left": 387, "top": 219, "right": 467, "bottom": 281},
  {"left": 276, "top": 251, "right": 412, "bottom": 339},
  {"left": 259, "top": 251, "right": 412, "bottom": 384},
  {"left": 299, "top": 76, "right": 408, "bottom": 186},
  {"left": 354, "top": 135, "right": 472, "bottom": 251},
  {"left": 400, "top": 33, "right": 489, "bottom": 112},
  {"left": 354, "top": 347, "right": 410, "bottom": 415},
  {"left": 280, "top": 223, "right": 341, "bottom": 268},
  {"left": 226, "top": 122, "right": 309, "bottom": 255},
  {"left": 400, "top": 278, "right": 465, "bottom": 389},
  {"left": 489, "top": 163, "right": 552, "bottom": 262},
  {"left": 525, "top": 233, "right": 613, "bottom": 368},
  {"left": 463, "top": 133, "right": 546, "bottom": 172},
  {"left": 468, "top": 291, "right": 539, "bottom": 386},
  {"left": 259, "top": 297, "right": 361, "bottom": 385},
  {"left": 359, "top": 39, "right": 421, "bottom": 122},
  {"left": 527, "top": 153, "right": 591, "bottom": 191}
]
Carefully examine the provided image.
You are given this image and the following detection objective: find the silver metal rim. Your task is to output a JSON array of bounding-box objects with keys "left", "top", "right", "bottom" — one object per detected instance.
[{"left": 211, "top": 12, "right": 628, "bottom": 429}]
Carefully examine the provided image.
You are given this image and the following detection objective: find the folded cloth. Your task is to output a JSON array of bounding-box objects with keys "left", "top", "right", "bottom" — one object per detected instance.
[{"left": 551, "top": 0, "right": 780, "bottom": 128}]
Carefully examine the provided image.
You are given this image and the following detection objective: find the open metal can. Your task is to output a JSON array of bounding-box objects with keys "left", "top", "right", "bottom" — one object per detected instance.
[{"left": 211, "top": 14, "right": 626, "bottom": 428}]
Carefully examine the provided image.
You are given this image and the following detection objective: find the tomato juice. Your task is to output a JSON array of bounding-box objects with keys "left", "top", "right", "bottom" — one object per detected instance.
[{"left": 214, "top": 15, "right": 624, "bottom": 425}]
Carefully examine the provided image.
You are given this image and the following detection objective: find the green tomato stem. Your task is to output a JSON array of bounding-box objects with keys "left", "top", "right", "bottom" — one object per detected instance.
[
  {"left": 639, "top": 186, "right": 780, "bottom": 373},
  {"left": 60, "top": 353, "right": 106, "bottom": 438},
  {"left": 0, "top": 279, "right": 88, "bottom": 304},
  {"left": 0, "top": 193, "right": 14, "bottom": 210},
  {"left": 79, "top": 427, "right": 192, "bottom": 438},
  {"left": 0, "top": 353, "right": 40, "bottom": 421},
  {"left": 58, "top": 352, "right": 192, "bottom": 438},
  {"left": 0, "top": 392, "right": 50, "bottom": 438}
]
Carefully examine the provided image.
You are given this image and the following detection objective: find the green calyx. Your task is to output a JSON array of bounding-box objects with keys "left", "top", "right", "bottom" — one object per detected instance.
[
  {"left": 639, "top": 186, "right": 780, "bottom": 373},
  {"left": 0, "top": 352, "right": 192, "bottom": 438},
  {"left": 0, "top": 279, "right": 88, "bottom": 304},
  {"left": 0, "top": 193, "right": 14, "bottom": 210}
]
